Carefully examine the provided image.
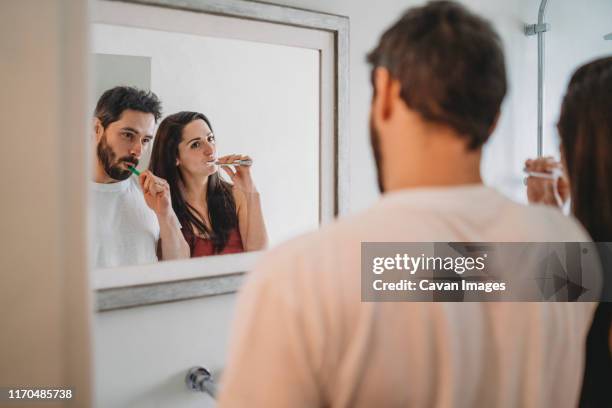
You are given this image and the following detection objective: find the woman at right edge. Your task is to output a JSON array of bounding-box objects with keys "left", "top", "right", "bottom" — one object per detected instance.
[{"left": 525, "top": 56, "right": 612, "bottom": 407}]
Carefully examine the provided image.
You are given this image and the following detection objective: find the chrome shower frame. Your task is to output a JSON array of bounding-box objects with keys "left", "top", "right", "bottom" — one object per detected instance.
[{"left": 525, "top": 0, "right": 550, "bottom": 157}]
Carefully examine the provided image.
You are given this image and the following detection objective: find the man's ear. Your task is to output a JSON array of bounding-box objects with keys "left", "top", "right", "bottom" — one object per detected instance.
[
  {"left": 93, "top": 118, "right": 103, "bottom": 142},
  {"left": 372, "top": 67, "right": 403, "bottom": 126},
  {"left": 372, "top": 67, "right": 391, "bottom": 124}
]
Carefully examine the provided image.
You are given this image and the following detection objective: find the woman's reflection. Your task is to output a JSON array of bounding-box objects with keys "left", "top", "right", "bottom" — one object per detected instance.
[{"left": 149, "top": 111, "right": 268, "bottom": 257}]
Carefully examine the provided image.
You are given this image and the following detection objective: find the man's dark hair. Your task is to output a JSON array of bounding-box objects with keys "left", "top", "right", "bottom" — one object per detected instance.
[
  {"left": 94, "top": 86, "right": 162, "bottom": 128},
  {"left": 367, "top": 1, "right": 507, "bottom": 150}
]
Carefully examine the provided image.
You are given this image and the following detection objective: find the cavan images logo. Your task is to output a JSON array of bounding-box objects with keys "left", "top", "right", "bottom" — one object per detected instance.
[{"left": 361, "top": 242, "right": 609, "bottom": 302}]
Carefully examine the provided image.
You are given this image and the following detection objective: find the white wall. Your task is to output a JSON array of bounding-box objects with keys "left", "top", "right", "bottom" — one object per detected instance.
[
  {"left": 95, "top": 295, "right": 234, "bottom": 407},
  {"left": 93, "top": 54, "right": 152, "bottom": 100}
]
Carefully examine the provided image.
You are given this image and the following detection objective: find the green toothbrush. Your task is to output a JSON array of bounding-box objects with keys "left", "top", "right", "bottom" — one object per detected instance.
[{"left": 128, "top": 165, "right": 141, "bottom": 176}]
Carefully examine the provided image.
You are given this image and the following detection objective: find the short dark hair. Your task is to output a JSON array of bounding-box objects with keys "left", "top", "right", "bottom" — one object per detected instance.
[
  {"left": 367, "top": 1, "right": 507, "bottom": 149},
  {"left": 94, "top": 86, "right": 162, "bottom": 128}
]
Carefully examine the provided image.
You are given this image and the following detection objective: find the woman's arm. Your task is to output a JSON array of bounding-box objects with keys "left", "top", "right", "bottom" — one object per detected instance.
[
  {"left": 158, "top": 213, "right": 190, "bottom": 260},
  {"left": 234, "top": 187, "right": 268, "bottom": 251},
  {"left": 139, "top": 170, "right": 190, "bottom": 260},
  {"left": 218, "top": 154, "right": 268, "bottom": 252}
]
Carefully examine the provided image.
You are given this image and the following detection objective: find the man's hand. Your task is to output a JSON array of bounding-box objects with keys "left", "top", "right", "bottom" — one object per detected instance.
[
  {"left": 139, "top": 170, "right": 173, "bottom": 217},
  {"left": 524, "top": 156, "right": 570, "bottom": 208},
  {"left": 138, "top": 171, "right": 189, "bottom": 260}
]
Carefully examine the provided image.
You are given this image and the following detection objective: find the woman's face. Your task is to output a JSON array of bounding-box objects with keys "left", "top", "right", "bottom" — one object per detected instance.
[{"left": 177, "top": 118, "right": 218, "bottom": 178}]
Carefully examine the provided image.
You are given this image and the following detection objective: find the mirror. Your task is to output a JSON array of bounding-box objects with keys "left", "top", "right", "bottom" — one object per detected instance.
[
  {"left": 90, "top": 0, "right": 348, "bottom": 309},
  {"left": 92, "top": 0, "right": 326, "bottom": 268},
  {"left": 92, "top": 21, "right": 320, "bottom": 267}
]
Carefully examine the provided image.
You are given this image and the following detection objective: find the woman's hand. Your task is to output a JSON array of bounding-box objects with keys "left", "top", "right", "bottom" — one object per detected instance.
[
  {"left": 217, "top": 154, "right": 258, "bottom": 193},
  {"left": 139, "top": 170, "right": 173, "bottom": 217},
  {"left": 524, "top": 156, "right": 570, "bottom": 208}
]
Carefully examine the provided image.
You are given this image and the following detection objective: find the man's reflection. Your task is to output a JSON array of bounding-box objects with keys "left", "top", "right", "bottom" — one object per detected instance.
[
  {"left": 149, "top": 111, "right": 268, "bottom": 256},
  {"left": 91, "top": 87, "right": 189, "bottom": 268}
]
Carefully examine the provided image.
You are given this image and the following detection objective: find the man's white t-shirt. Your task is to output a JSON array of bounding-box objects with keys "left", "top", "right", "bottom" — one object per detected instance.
[
  {"left": 219, "top": 185, "right": 596, "bottom": 408},
  {"left": 91, "top": 177, "right": 160, "bottom": 269}
]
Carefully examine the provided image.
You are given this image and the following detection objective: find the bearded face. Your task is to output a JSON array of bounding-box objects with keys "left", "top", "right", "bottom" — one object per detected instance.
[{"left": 96, "top": 132, "right": 139, "bottom": 181}]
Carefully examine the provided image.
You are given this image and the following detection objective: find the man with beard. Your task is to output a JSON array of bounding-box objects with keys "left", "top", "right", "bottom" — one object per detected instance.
[
  {"left": 92, "top": 86, "right": 188, "bottom": 268},
  {"left": 218, "top": 2, "right": 596, "bottom": 408}
]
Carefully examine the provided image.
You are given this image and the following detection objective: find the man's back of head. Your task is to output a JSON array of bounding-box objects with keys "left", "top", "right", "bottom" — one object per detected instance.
[{"left": 367, "top": 1, "right": 507, "bottom": 191}]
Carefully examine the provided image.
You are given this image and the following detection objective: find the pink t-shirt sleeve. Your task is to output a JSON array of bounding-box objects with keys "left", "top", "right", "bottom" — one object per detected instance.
[{"left": 217, "top": 249, "right": 321, "bottom": 407}]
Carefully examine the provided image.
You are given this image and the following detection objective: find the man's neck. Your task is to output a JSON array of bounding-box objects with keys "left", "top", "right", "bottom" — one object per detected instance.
[
  {"left": 384, "top": 164, "right": 482, "bottom": 191},
  {"left": 93, "top": 162, "right": 118, "bottom": 184},
  {"left": 382, "top": 131, "right": 483, "bottom": 191}
]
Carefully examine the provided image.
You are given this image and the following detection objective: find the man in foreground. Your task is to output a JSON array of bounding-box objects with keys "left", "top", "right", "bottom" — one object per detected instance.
[{"left": 218, "top": 2, "right": 595, "bottom": 407}]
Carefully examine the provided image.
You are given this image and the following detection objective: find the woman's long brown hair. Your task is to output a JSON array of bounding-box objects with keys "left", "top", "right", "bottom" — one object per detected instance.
[
  {"left": 558, "top": 56, "right": 612, "bottom": 242},
  {"left": 149, "top": 111, "right": 238, "bottom": 254}
]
